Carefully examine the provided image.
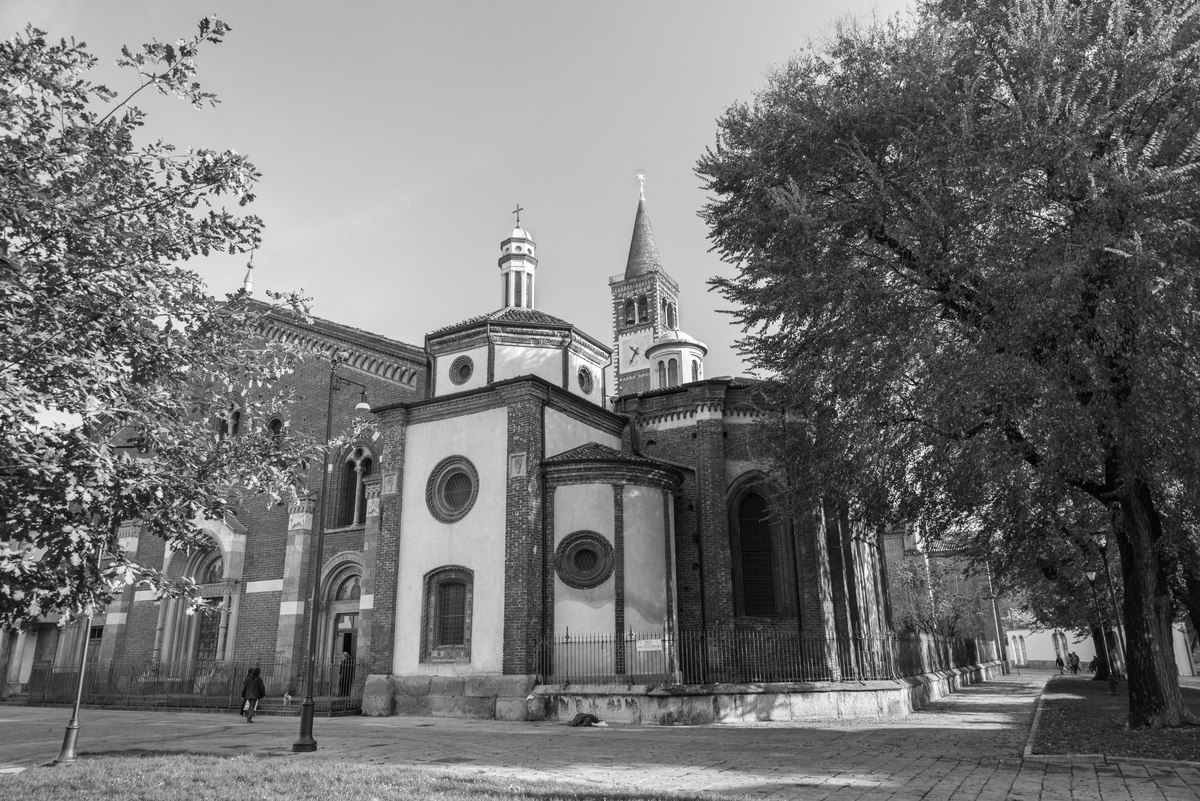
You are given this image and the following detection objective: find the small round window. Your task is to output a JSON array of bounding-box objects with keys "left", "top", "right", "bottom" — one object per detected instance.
[
  {"left": 577, "top": 366, "right": 594, "bottom": 394},
  {"left": 426, "top": 456, "right": 479, "bottom": 523},
  {"left": 554, "top": 531, "right": 614, "bottom": 589},
  {"left": 449, "top": 355, "right": 474, "bottom": 385}
]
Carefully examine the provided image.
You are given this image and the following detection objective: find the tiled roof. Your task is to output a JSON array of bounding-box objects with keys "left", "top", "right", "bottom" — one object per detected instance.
[
  {"left": 429, "top": 306, "right": 574, "bottom": 336},
  {"left": 624, "top": 198, "right": 662, "bottom": 279},
  {"left": 543, "top": 442, "right": 663, "bottom": 466}
]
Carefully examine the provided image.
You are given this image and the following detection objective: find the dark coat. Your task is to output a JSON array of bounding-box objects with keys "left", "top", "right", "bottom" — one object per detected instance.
[{"left": 241, "top": 670, "right": 266, "bottom": 700}]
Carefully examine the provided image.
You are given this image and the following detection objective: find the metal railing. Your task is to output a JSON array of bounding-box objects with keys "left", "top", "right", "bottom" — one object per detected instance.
[
  {"left": 24, "top": 656, "right": 365, "bottom": 714},
  {"left": 539, "top": 629, "right": 998, "bottom": 686}
]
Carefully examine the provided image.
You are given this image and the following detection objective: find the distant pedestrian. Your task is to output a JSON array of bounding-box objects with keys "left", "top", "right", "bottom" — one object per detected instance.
[
  {"left": 241, "top": 666, "right": 266, "bottom": 723},
  {"left": 1088, "top": 656, "right": 1097, "bottom": 673},
  {"left": 1055, "top": 655, "right": 1064, "bottom": 674},
  {"left": 1068, "top": 652, "right": 1080, "bottom": 675}
]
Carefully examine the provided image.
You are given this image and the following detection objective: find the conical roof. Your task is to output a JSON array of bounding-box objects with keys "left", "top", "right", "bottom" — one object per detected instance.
[{"left": 624, "top": 198, "right": 662, "bottom": 279}]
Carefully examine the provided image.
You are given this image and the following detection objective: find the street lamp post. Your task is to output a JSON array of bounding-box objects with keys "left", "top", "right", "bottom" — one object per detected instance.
[
  {"left": 1092, "top": 534, "right": 1127, "bottom": 680},
  {"left": 293, "top": 353, "right": 369, "bottom": 753},
  {"left": 54, "top": 440, "right": 141, "bottom": 766},
  {"left": 53, "top": 544, "right": 105, "bottom": 765},
  {"left": 1085, "top": 570, "right": 1118, "bottom": 696}
]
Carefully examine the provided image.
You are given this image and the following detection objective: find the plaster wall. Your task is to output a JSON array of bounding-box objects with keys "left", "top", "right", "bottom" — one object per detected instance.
[
  {"left": 623, "top": 485, "right": 668, "bottom": 634},
  {"left": 494, "top": 345, "right": 562, "bottom": 386},
  {"left": 544, "top": 407, "right": 621, "bottom": 458},
  {"left": 1009, "top": 627, "right": 1096, "bottom": 665},
  {"left": 394, "top": 406, "right": 509, "bottom": 674},
  {"left": 434, "top": 345, "right": 489, "bottom": 396},
  {"left": 553, "top": 483, "right": 615, "bottom": 638},
  {"left": 566, "top": 349, "right": 605, "bottom": 405},
  {"left": 1175, "top": 623, "right": 1197, "bottom": 677}
]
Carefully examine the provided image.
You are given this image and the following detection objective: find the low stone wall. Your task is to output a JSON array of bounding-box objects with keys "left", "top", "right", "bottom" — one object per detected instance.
[
  {"left": 363, "top": 662, "right": 1004, "bottom": 723},
  {"left": 531, "top": 661, "right": 1005, "bottom": 725},
  {"left": 362, "top": 673, "right": 536, "bottom": 720}
]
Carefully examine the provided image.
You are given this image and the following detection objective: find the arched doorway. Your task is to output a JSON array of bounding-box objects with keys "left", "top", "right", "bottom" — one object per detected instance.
[{"left": 156, "top": 546, "right": 231, "bottom": 665}]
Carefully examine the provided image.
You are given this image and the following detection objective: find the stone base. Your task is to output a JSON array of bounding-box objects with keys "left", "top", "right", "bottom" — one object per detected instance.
[
  {"left": 370, "top": 673, "right": 538, "bottom": 720},
  {"left": 361, "top": 674, "right": 395, "bottom": 717},
  {"left": 532, "top": 661, "right": 1005, "bottom": 725}
]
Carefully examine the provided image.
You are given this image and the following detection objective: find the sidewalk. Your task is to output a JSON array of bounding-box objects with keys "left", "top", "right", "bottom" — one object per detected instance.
[{"left": 2, "top": 670, "right": 1198, "bottom": 800}]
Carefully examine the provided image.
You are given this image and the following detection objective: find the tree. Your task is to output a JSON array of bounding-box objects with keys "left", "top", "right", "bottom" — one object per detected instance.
[
  {"left": 0, "top": 20, "right": 319, "bottom": 630},
  {"left": 890, "top": 556, "right": 990, "bottom": 639},
  {"left": 698, "top": 0, "right": 1200, "bottom": 727}
]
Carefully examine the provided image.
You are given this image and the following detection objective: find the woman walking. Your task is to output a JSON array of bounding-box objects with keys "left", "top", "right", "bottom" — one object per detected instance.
[{"left": 241, "top": 667, "right": 266, "bottom": 723}]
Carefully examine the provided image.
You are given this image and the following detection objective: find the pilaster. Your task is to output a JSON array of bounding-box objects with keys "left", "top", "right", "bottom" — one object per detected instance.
[
  {"left": 358, "top": 476, "right": 383, "bottom": 671},
  {"left": 98, "top": 521, "right": 142, "bottom": 662},
  {"left": 274, "top": 498, "right": 315, "bottom": 668},
  {"left": 501, "top": 386, "right": 546, "bottom": 675}
]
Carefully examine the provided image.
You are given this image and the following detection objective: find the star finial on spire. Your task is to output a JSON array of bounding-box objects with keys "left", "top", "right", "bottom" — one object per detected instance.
[
  {"left": 513, "top": 203, "right": 524, "bottom": 228},
  {"left": 636, "top": 172, "right": 646, "bottom": 201}
]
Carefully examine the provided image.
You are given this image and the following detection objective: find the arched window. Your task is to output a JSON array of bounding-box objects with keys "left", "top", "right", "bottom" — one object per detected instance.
[
  {"left": 623, "top": 300, "right": 635, "bottom": 326},
  {"left": 637, "top": 296, "right": 649, "bottom": 323},
  {"left": 217, "top": 406, "right": 241, "bottom": 439},
  {"left": 335, "top": 447, "right": 373, "bottom": 527},
  {"left": 691, "top": 360, "right": 700, "bottom": 382},
  {"left": 156, "top": 542, "right": 231, "bottom": 664},
  {"left": 732, "top": 491, "right": 776, "bottom": 616},
  {"left": 667, "top": 358, "right": 679, "bottom": 386},
  {"left": 422, "top": 565, "right": 473, "bottom": 662},
  {"left": 657, "top": 361, "right": 667, "bottom": 388},
  {"left": 514, "top": 270, "right": 524, "bottom": 306},
  {"left": 267, "top": 417, "right": 285, "bottom": 446},
  {"left": 666, "top": 303, "right": 677, "bottom": 329}
]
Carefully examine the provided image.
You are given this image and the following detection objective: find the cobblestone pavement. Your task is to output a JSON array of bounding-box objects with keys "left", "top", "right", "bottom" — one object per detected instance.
[{"left": 2, "top": 669, "right": 1198, "bottom": 799}]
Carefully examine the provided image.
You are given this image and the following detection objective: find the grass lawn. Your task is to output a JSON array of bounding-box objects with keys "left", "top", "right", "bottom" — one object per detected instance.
[
  {"left": 1032, "top": 676, "right": 1200, "bottom": 762},
  {"left": 0, "top": 753, "right": 715, "bottom": 801}
]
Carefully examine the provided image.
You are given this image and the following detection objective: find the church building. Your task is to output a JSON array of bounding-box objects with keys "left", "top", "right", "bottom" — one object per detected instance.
[{"left": 3, "top": 189, "right": 903, "bottom": 721}]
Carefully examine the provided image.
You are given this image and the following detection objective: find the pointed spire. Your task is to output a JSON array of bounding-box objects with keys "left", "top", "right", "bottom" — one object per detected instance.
[
  {"left": 624, "top": 194, "right": 662, "bottom": 279},
  {"left": 242, "top": 250, "right": 255, "bottom": 295}
]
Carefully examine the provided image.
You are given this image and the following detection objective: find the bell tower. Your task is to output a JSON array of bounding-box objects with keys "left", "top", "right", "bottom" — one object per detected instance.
[
  {"left": 609, "top": 175, "right": 680, "bottom": 396},
  {"left": 498, "top": 204, "right": 537, "bottom": 309}
]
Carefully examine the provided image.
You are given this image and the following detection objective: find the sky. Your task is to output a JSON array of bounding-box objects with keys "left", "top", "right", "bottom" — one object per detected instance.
[{"left": 4, "top": 0, "right": 913, "bottom": 381}]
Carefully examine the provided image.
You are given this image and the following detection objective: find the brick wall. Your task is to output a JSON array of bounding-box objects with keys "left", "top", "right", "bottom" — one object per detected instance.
[{"left": 500, "top": 385, "right": 546, "bottom": 675}]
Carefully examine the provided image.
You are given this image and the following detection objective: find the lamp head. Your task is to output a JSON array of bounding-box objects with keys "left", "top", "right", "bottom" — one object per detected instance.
[
  {"left": 354, "top": 390, "right": 371, "bottom": 412},
  {"left": 1085, "top": 570, "right": 1098, "bottom": 585}
]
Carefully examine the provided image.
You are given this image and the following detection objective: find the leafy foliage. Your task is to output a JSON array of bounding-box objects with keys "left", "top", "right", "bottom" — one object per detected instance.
[
  {"left": 0, "top": 20, "right": 319, "bottom": 629},
  {"left": 890, "top": 555, "right": 990, "bottom": 639},
  {"left": 698, "top": 0, "right": 1200, "bottom": 726}
]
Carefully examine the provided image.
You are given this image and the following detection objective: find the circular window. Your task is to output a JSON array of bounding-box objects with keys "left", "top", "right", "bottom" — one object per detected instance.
[
  {"left": 449, "top": 355, "right": 474, "bottom": 385},
  {"left": 554, "top": 531, "right": 614, "bottom": 589},
  {"left": 577, "top": 366, "right": 594, "bottom": 394},
  {"left": 426, "top": 456, "right": 479, "bottom": 523}
]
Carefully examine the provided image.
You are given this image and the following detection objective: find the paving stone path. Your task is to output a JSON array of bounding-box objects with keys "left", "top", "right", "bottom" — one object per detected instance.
[{"left": 1, "top": 669, "right": 1198, "bottom": 799}]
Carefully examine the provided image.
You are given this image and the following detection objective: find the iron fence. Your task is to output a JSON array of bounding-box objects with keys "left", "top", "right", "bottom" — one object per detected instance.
[
  {"left": 539, "top": 629, "right": 998, "bottom": 685},
  {"left": 25, "top": 656, "right": 364, "bottom": 714}
]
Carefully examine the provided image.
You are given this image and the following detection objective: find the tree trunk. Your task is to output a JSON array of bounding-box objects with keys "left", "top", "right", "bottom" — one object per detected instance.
[
  {"left": 1089, "top": 626, "right": 1112, "bottom": 681},
  {"left": 1115, "top": 477, "right": 1193, "bottom": 728}
]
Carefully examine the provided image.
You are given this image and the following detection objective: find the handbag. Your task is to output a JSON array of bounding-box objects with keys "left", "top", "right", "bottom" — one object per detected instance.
[{"left": 241, "top": 699, "right": 249, "bottom": 715}]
